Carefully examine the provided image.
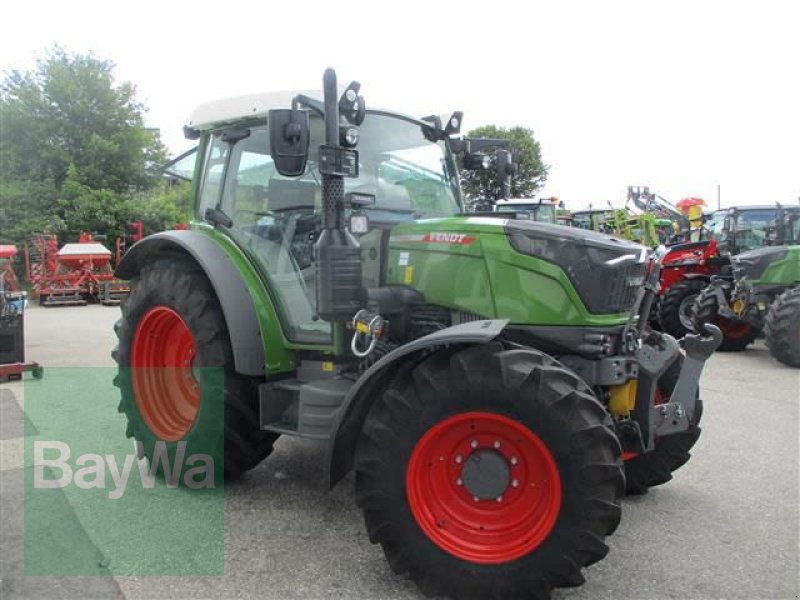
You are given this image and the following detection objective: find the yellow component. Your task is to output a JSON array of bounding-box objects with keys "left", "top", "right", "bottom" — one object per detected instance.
[
  {"left": 608, "top": 381, "right": 638, "bottom": 416},
  {"left": 403, "top": 265, "right": 414, "bottom": 285},
  {"left": 732, "top": 298, "right": 746, "bottom": 316},
  {"left": 322, "top": 361, "right": 334, "bottom": 372},
  {"left": 356, "top": 322, "right": 370, "bottom": 334}
]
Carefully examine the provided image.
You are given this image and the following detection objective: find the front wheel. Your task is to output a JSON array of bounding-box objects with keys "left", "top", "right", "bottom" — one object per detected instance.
[
  {"left": 659, "top": 278, "right": 708, "bottom": 338},
  {"left": 765, "top": 287, "right": 800, "bottom": 367},
  {"left": 355, "top": 344, "right": 623, "bottom": 600},
  {"left": 692, "top": 285, "right": 758, "bottom": 351}
]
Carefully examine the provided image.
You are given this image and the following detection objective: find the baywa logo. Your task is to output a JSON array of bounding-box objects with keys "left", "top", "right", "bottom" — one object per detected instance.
[{"left": 34, "top": 440, "right": 215, "bottom": 499}]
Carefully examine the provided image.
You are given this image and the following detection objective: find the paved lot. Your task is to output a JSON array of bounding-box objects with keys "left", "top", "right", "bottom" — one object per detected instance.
[{"left": 1, "top": 304, "right": 798, "bottom": 599}]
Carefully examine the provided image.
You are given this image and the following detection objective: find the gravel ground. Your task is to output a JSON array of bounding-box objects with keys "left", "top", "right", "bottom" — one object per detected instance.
[{"left": 1, "top": 304, "right": 798, "bottom": 599}]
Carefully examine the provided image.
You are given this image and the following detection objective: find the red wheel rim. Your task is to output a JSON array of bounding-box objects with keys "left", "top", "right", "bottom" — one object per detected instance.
[
  {"left": 716, "top": 317, "right": 752, "bottom": 340},
  {"left": 131, "top": 306, "right": 199, "bottom": 441},
  {"left": 406, "top": 412, "right": 561, "bottom": 564}
]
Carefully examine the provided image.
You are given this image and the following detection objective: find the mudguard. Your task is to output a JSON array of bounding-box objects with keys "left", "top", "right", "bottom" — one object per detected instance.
[
  {"left": 116, "top": 230, "right": 265, "bottom": 376},
  {"left": 326, "top": 319, "right": 508, "bottom": 487}
]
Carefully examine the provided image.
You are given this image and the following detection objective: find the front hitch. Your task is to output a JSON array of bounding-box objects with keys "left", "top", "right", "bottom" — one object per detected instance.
[
  {"left": 708, "top": 277, "right": 738, "bottom": 320},
  {"left": 652, "top": 324, "right": 722, "bottom": 436}
]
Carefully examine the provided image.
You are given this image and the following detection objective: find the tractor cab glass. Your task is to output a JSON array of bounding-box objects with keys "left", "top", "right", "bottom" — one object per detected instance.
[
  {"left": 719, "top": 208, "right": 778, "bottom": 253},
  {"left": 199, "top": 113, "right": 461, "bottom": 343},
  {"left": 495, "top": 201, "right": 557, "bottom": 224}
]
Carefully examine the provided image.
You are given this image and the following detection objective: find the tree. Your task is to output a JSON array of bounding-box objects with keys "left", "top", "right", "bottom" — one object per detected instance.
[
  {"left": 0, "top": 46, "right": 167, "bottom": 193},
  {"left": 460, "top": 125, "right": 548, "bottom": 206},
  {"left": 0, "top": 47, "right": 177, "bottom": 256}
]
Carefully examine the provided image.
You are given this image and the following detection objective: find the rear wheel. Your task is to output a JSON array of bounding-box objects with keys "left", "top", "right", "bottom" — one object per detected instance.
[
  {"left": 112, "top": 256, "right": 278, "bottom": 480},
  {"left": 765, "top": 287, "right": 800, "bottom": 367},
  {"left": 659, "top": 279, "right": 708, "bottom": 338},
  {"left": 624, "top": 359, "right": 703, "bottom": 495},
  {"left": 355, "top": 344, "right": 623, "bottom": 600},
  {"left": 692, "top": 285, "right": 758, "bottom": 351}
]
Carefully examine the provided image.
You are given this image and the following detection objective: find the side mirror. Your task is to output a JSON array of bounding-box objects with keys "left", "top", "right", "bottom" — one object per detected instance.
[
  {"left": 269, "top": 109, "right": 310, "bottom": 177},
  {"left": 346, "top": 192, "right": 376, "bottom": 208},
  {"left": 495, "top": 149, "right": 515, "bottom": 200}
]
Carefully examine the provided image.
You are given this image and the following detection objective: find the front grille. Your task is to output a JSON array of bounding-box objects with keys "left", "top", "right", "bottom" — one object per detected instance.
[{"left": 606, "top": 261, "right": 645, "bottom": 313}]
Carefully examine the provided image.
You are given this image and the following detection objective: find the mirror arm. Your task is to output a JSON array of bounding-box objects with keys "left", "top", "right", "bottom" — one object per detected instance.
[{"left": 292, "top": 94, "right": 325, "bottom": 117}]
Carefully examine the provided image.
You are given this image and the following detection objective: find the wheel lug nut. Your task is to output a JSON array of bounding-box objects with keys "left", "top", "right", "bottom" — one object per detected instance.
[
  {"left": 456, "top": 478, "right": 463, "bottom": 486},
  {"left": 510, "top": 456, "right": 518, "bottom": 465},
  {"left": 455, "top": 455, "right": 463, "bottom": 464},
  {"left": 473, "top": 496, "right": 480, "bottom": 502},
  {"left": 470, "top": 440, "right": 478, "bottom": 449},
  {"left": 496, "top": 496, "right": 503, "bottom": 502},
  {"left": 511, "top": 479, "right": 519, "bottom": 488},
  {"left": 493, "top": 440, "right": 500, "bottom": 449}
]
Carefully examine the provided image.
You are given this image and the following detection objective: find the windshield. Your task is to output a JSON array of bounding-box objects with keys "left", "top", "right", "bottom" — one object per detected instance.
[
  {"left": 198, "top": 112, "right": 461, "bottom": 343},
  {"left": 790, "top": 215, "right": 800, "bottom": 244},
  {"left": 719, "top": 208, "right": 778, "bottom": 252},
  {"left": 496, "top": 203, "right": 556, "bottom": 224},
  {"left": 572, "top": 211, "right": 613, "bottom": 230}
]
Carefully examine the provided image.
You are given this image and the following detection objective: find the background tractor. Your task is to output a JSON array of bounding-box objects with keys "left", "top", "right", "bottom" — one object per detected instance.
[
  {"left": 113, "top": 69, "right": 719, "bottom": 600},
  {"left": 656, "top": 204, "right": 787, "bottom": 342},
  {"left": 693, "top": 207, "right": 800, "bottom": 363}
]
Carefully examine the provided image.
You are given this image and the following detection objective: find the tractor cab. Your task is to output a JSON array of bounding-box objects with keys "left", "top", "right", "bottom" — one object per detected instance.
[
  {"left": 717, "top": 205, "right": 786, "bottom": 255},
  {"left": 189, "top": 101, "right": 466, "bottom": 343}
]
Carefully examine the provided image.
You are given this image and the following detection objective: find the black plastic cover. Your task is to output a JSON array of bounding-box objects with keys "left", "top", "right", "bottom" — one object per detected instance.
[
  {"left": 732, "top": 246, "right": 788, "bottom": 281},
  {"left": 315, "top": 229, "right": 363, "bottom": 321},
  {"left": 505, "top": 221, "right": 646, "bottom": 314}
]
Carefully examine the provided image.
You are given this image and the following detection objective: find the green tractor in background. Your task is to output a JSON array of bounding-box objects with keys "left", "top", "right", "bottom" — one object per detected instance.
[
  {"left": 693, "top": 206, "right": 800, "bottom": 366},
  {"left": 113, "top": 69, "right": 720, "bottom": 600}
]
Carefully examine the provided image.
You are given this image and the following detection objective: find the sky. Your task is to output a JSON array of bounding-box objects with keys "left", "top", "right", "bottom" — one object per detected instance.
[{"left": 1, "top": 0, "right": 798, "bottom": 210}]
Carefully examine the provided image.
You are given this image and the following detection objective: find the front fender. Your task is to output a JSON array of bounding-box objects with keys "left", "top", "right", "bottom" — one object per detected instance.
[
  {"left": 325, "top": 319, "right": 508, "bottom": 487},
  {"left": 116, "top": 230, "right": 266, "bottom": 376}
]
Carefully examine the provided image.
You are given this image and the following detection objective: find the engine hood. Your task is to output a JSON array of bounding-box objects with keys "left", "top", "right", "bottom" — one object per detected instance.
[
  {"left": 733, "top": 246, "right": 788, "bottom": 281},
  {"left": 504, "top": 220, "right": 647, "bottom": 314}
]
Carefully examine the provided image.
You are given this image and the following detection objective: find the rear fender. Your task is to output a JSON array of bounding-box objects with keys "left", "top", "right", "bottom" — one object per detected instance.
[
  {"left": 116, "top": 230, "right": 266, "bottom": 376},
  {"left": 325, "top": 319, "right": 508, "bottom": 487}
]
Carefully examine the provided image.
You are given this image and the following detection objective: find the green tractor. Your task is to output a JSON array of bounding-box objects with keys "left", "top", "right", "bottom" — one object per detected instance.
[
  {"left": 113, "top": 69, "right": 720, "bottom": 600},
  {"left": 693, "top": 206, "right": 800, "bottom": 365}
]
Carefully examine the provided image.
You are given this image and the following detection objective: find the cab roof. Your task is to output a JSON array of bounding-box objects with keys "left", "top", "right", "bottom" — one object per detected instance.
[
  {"left": 189, "top": 91, "right": 320, "bottom": 129},
  {"left": 188, "top": 91, "right": 444, "bottom": 132}
]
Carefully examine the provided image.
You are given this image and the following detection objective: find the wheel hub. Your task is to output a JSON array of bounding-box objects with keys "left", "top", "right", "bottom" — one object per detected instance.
[{"left": 461, "top": 449, "right": 510, "bottom": 500}]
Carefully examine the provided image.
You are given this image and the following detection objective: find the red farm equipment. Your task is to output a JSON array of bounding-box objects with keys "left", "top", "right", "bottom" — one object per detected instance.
[
  {"left": 656, "top": 239, "right": 725, "bottom": 338},
  {"left": 115, "top": 221, "right": 144, "bottom": 267},
  {"left": 0, "top": 245, "right": 21, "bottom": 293},
  {"left": 24, "top": 233, "right": 129, "bottom": 306}
]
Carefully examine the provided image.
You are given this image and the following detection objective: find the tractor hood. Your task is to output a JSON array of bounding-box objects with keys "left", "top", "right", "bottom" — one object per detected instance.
[
  {"left": 732, "top": 246, "right": 788, "bottom": 281},
  {"left": 504, "top": 220, "right": 647, "bottom": 314},
  {"left": 387, "top": 216, "right": 647, "bottom": 323}
]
